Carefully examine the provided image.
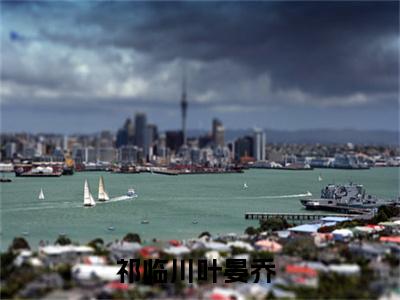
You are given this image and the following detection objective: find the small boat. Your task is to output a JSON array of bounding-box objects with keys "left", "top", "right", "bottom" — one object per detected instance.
[
  {"left": 127, "top": 188, "right": 138, "bottom": 198},
  {"left": 83, "top": 179, "right": 96, "bottom": 207},
  {"left": 192, "top": 220, "right": 198, "bottom": 224},
  {"left": 141, "top": 219, "right": 149, "bottom": 224},
  {"left": 318, "top": 175, "right": 323, "bottom": 182},
  {"left": 111, "top": 188, "right": 138, "bottom": 201},
  {"left": 108, "top": 226, "right": 115, "bottom": 231},
  {"left": 243, "top": 182, "right": 248, "bottom": 189},
  {"left": 22, "top": 231, "right": 29, "bottom": 236},
  {"left": 0, "top": 178, "right": 12, "bottom": 183},
  {"left": 305, "top": 191, "right": 312, "bottom": 197},
  {"left": 98, "top": 176, "right": 110, "bottom": 201},
  {"left": 38, "top": 188, "right": 45, "bottom": 200}
]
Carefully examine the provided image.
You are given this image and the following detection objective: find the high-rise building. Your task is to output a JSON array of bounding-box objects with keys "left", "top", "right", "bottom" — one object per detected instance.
[
  {"left": 212, "top": 118, "right": 225, "bottom": 147},
  {"left": 156, "top": 133, "right": 167, "bottom": 158},
  {"left": 116, "top": 118, "right": 134, "bottom": 148},
  {"left": 147, "top": 124, "right": 158, "bottom": 146},
  {"left": 134, "top": 112, "right": 148, "bottom": 158},
  {"left": 147, "top": 124, "right": 158, "bottom": 160},
  {"left": 253, "top": 128, "right": 266, "bottom": 161},
  {"left": 181, "top": 71, "right": 188, "bottom": 146}
]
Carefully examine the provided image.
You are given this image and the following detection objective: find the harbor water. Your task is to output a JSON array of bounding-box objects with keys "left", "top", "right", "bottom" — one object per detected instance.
[{"left": 1, "top": 168, "right": 398, "bottom": 250}]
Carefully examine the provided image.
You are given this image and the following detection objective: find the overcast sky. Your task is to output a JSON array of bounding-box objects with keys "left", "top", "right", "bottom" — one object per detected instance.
[{"left": 1, "top": 1, "right": 399, "bottom": 133}]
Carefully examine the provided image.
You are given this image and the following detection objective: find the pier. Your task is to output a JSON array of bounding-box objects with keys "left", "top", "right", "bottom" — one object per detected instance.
[{"left": 244, "top": 212, "right": 360, "bottom": 224}]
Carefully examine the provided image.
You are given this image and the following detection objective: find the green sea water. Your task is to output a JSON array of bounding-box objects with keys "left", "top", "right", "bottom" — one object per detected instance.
[{"left": 1, "top": 168, "right": 398, "bottom": 250}]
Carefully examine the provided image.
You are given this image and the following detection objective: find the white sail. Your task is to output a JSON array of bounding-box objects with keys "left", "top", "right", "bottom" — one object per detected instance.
[
  {"left": 84, "top": 179, "right": 96, "bottom": 207},
  {"left": 318, "top": 175, "right": 323, "bottom": 181},
  {"left": 98, "top": 176, "right": 110, "bottom": 201},
  {"left": 38, "top": 188, "right": 45, "bottom": 200},
  {"left": 243, "top": 182, "right": 248, "bottom": 189}
]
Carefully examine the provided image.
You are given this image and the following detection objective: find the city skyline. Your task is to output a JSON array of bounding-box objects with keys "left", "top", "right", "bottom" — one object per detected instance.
[{"left": 1, "top": 1, "right": 399, "bottom": 133}]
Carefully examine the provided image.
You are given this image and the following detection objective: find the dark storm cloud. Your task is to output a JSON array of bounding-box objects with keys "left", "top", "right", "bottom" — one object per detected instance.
[
  {"left": 1, "top": 1, "right": 398, "bottom": 133},
  {"left": 68, "top": 1, "right": 398, "bottom": 99}
]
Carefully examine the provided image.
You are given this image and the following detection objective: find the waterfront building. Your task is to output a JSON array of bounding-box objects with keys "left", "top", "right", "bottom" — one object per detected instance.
[
  {"left": 52, "top": 147, "right": 65, "bottom": 161},
  {"left": 72, "top": 146, "right": 84, "bottom": 164},
  {"left": 190, "top": 147, "right": 201, "bottom": 163},
  {"left": 71, "top": 146, "right": 96, "bottom": 163},
  {"left": 63, "top": 135, "right": 68, "bottom": 151},
  {"left": 5, "top": 142, "right": 17, "bottom": 159},
  {"left": 84, "top": 147, "right": 97, "bottom": 163},
  {"left": 23, "top": 146, "right": 37, "bottom": 159},
  {"left": 118, "top": 145, "right": 139, "bottom": 163},
  {"left": 234, "top": 136, "right": 254, "bottom": 162},
  {"left": 36, "top": 136, "right": 44, "bottom": 157},
  {"left": 97, "top": 147, "right": 116, "bottom": 163},
  {"left": 253, "top": 128, "right": 266, "bottom": 161}
]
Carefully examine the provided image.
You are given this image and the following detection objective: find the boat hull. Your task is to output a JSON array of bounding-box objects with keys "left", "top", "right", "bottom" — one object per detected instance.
[{"left": 111, "top": 195, "right": 138, "bottom": 201}]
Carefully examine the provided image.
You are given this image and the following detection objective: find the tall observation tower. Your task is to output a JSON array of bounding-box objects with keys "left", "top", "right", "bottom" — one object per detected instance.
[{"left": 181, "top": 70, "right": 188, "bottom": 146}]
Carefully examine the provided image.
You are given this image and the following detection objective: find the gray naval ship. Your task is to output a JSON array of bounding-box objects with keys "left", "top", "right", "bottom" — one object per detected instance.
[{"left": 300, "top": 182, "right": 399, "bottom": 212}]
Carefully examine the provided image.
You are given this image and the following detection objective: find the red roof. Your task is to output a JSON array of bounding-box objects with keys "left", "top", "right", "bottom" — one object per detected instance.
[
  {"left": 139, "top": 246, "right": 159, "bottom": 258},
  {"left": 380, "top": 236, "right": 400, "bottom": 244},
  {"left": 367, "top": 225, "right": 384, "bottom": 229},
  {"left": 210, "top": 294, "right": 230, "bottom": 300},
  {"left": 106, "top": 281, "right": 129, "bottom": 290},
  {"left": 169, "top": 240, "right": 181, "bottom": 247},
  {"left": 286, "top": 265, "right": 317, "bottom": 277}
]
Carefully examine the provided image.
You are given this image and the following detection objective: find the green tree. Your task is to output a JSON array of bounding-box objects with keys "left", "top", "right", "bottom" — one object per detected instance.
[
  {"left": 372, "top": 205, "right": 400, "bottom": 223},
  {"left": 259, "top": 217, "right": 290, "bottom": 232},
  {"left": 283, "top": 237, "right": 318, "bottom": 260},
  {"left": 9, "top": 237, "right": 30, "bottom": 251},
  {"left": 87, "top": 238, "right": 108, "bottom": 255},
  {"left": 0, "top": 251, "right": 16, "bottom": 280},
  {"left": 55, "top": 235, "right": 71, "bottom": 245},
  {"left": 245, "top": 226, "right": 258, "bottom": 235},
  {"left": 123, "top": 233, "right": 141, "bottom": 243},
  {"left": 198, "top": 231, "right": 211, "bottom": 238}
]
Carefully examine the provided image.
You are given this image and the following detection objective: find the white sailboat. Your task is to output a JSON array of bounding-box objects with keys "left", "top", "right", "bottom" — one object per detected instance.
[
  {"left": 38, "top": 188, "right": 45, "bottom": 200},
  {"left": 83, "top": 179, "right": 96, "bottom": 207},
  {"left": 98, "top": 176, "right": 110, "bottom": 201},
  {"left": 243, "top": 182, "right": 248, "bottom": 189},
  {"left": 318, "top": 174, "right": 323, "bottom": 182}
]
